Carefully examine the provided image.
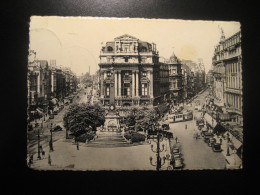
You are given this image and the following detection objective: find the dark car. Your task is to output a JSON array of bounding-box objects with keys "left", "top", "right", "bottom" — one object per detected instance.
[
  {"left": 49, "top": 114, "right": 54, "bottom": 119},
  {"left": 172, "top": 148, "right": 179, "bottom": 154},
  {"left": 53, "top": 125, "right": 63, "bottom": 132},
  {"left": 208, "top": 138, "right": 216, "bottom": 147},
  {"left": 162, "top": 124, "right": 170, "bottom": 130},
  {"left": 212, "top": 143, "right": 222, "bottom": 152},
  {"left": 174, "top": 157, "right": 184, "bottom": 169}
]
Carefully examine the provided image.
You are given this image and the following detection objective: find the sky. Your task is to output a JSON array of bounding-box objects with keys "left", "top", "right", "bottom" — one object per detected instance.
[{"left": 29, "top": 16, "right": 240, "bottom": 76}]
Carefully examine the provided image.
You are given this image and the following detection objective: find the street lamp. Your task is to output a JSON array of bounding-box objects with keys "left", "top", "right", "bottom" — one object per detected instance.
[
  {"left": 149, "top": 132, "right": 167, "bottom": 171},
  {"left": 49, "top": 123, "right": 54, "bottom": 152},
  {"left": 37, "top": 123, "right": 41, "bottom": 160}
]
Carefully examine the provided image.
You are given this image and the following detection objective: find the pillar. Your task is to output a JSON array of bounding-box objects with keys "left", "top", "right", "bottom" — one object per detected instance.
[
  {"left": 132, "top": 71, "right": 135, "bottom": 97},
  {"left": 51, "top": 72, "right": 54, "bottom": 92},
  {"left": 136, "top": 71, "right": 139, "bottom": 97},
  {"left": 118, "top": 71, "right": 121, "bottom": 97},
  {"left": 101, "top": 71, "right": 104, "bottom": 96},
  {"left": 36, "top": 71, "right": 40, "bottom": 96},
  {"left": 150, "top": 71, "right": 153, "bottom": 98},
  {"left": 115, "top": 71, "right": 118, "bottom": 97}
]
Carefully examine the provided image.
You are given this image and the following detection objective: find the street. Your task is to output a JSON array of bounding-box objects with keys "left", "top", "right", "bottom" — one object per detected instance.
[{"left": 29, "top": 87, "right": 228, "bottom": 170}]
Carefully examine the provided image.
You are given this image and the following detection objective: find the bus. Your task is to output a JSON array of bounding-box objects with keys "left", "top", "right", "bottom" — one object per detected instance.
[{"left": 170, "top": 111, "right": 193, "bottom": 123}]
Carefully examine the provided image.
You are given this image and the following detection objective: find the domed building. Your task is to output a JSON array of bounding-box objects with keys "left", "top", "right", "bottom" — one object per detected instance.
[{"left": 98, "top": 34, "right": 169, "bottom": 107}]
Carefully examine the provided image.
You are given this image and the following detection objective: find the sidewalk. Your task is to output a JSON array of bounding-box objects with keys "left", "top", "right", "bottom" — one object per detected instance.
[{"left": 213, "top": 135, "right": 242, "bottom": 169}]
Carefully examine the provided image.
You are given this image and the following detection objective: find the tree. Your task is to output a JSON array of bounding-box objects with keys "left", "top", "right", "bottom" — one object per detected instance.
[
  {"left": 124, "top": 107, "right": 160, "bottom": 132},
  {"left": 63, "top": 103, "right": 105, "bottom": 137}
]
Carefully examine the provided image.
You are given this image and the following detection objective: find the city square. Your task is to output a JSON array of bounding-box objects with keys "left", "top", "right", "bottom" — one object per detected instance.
[{"left": 27, "top": 17, "right": 242, "bottom": 171}]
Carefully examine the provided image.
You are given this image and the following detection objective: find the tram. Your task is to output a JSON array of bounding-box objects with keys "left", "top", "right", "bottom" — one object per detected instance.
[{"left": 170, "top": 111, "right": 193, "bottom": 123}]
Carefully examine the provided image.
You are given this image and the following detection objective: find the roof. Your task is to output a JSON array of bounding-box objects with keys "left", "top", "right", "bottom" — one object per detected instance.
[
  {"left": 36, "top": 60, "right": 48, "bottom": 69},
  {"left": 114, "top": 34, "right": 139, "bottom": 40}
]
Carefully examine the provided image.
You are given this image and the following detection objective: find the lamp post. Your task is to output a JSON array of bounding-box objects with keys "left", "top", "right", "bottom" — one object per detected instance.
[
  {"left": 149, "top": 131, "right": 167, "bottom": 171},
  {"left": 37, "top": 123, "right": 41, "bottom": 160},
  {"left": 49, "top": 123, "right": 54, "bottom": 151}
]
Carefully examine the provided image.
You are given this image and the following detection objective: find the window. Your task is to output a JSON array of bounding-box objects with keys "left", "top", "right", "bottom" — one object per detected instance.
[
  {"left": 106, "top": 86, "right": 110, "bottom": 96},
  {"left": 141, "top": 83, "right": 148, "bottom": 96},
  {"left": 124, "top": 83, "right": 130, "bottom": 96},
  {"left": 141, "top": 47, "right": 147, "bottom": 52},
  {"left": 107, "top": 46, "right": 113, "bottom": 52},
  {"left": 125, "top": 57, "right": 128, "bottom": 62}
]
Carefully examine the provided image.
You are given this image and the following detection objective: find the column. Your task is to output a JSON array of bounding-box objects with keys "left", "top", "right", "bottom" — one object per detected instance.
[
  {"left": 118, "top": 71, "right": 121, "bottom": 97},
  {"left": 101, "top": 71, "right": 104, "bottom": 96},
  {"left": 36, "top": 71, "right": 40, "bottom": 96},
  {"left": 132, "top": 71, "right": 135, "bottom": 97},
  {"left": 150, "top": 71, "right": 153, "bottom": 98},
  {"left": 136, "top": 71, "right": 139, "bottom": 97},
  {"left": 115, "top": 71, "right": 118, "bottom": 97},
  {"left": 51, "top": 73, "right": 54, "bottom": 92}
]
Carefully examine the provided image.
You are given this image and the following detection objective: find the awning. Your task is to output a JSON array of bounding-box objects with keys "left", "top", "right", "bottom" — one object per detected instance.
[
  {"left": 204, "top": 113, "right": 217, "bottom": 128},
  {"left": 231, "top": 137, "right": 242, "bottom": 150}
]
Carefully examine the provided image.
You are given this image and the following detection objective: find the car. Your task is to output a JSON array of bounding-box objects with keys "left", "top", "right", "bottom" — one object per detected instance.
[
  {"left": 53, "top": 125, "right": 63, "bottom": 132},
  {"left": 212, "top": 143, "right": 222, "bottom": 152},
  {"left": 172, "top": 148, "right": 179, "bottom": 154},
  {"left": 208, "top": 138, "right": 216, "bottom": 147},
  {"left": 174, "top": 157, "right": 184, "bottom": 169},
  {"left": 173, "top": 153, "right": 182, "bottom": 158},
  {"left": 162, "top": 124, "right": 170, "bottom": 130},
  {"left": 49, "top": 114, "right": 54, "bottom": 119}
]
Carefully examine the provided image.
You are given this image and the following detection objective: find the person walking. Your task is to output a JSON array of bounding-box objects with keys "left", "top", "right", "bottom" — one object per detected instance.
[
  {"left": 185, "top": 124, "right": 187, "bottom": 130},
  {"left": 220, "top": 138, "right": 222, "bottom": 145},
  {"left": 42, "top": 150, "right": 45, "bottom": 158},
  {"left": 77, "top": 142, "right": 79, "bottom": 150},
  {"left": 175, "top": 136, "right": 178, "bottom": 143},
  {"left": 48, "top": 154, "right": 52, "bottom": 166}
]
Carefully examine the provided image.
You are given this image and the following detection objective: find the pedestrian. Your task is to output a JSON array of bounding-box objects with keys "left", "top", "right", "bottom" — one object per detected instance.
[
  {"left": 175, "top": 136, "right": 178, "bottom": 143},
  {"left": 220, "top": 138, "right": 222, "bottom": 145},
  {"left": 48, "top": 154, "right": 52, "bottom": 166},
  {"left": 77, "top": 142, "right": 79, "bottom": 150},
  {"left": 42, "top": 150, "right": 45, "bottom": 158},
  {"left": 185, "top": 124, "right": 187, "bottom": 130},
  {"left": 39, "top": 145, "right": 43, "bottom": 152}
]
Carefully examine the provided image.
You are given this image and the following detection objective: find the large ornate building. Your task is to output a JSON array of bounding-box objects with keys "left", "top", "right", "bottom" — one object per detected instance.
[
  {"left": 98, "top": 34, "right": 169, "bottom": 107},
  {"left": 212, "top": 30, "right": 242, "bottom": 124}
]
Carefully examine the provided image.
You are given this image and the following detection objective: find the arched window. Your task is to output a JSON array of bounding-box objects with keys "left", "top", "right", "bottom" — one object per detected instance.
[
  {"left": 107, "top": 46, "right": 113, "bottom": 52},
  {"left": 141, "top": 47, "right": 147, "bottom": 52}
]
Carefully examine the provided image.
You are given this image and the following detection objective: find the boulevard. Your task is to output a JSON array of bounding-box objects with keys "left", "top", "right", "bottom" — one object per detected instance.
[{"left": 29, "top": 87, "right": 227, "bottom": 171}]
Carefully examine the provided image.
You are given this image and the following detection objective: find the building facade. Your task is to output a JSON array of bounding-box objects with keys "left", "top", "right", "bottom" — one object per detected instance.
[
  {"left": 167, "top": 53, "right": 182, "bottom": 105},
  {"left": 212, "top": 30, "right": 242, "bottom": 124},
  {"left": 98, "top": 34, "right": 169, "bottom": 107}
]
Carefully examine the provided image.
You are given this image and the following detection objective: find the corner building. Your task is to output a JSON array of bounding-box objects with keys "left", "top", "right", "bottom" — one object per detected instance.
[{"left": 98, "top": 34, "right": 169, "bottom": 107}]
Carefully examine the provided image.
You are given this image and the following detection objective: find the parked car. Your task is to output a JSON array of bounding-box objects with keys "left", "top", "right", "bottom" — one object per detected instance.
[
  {"left": 208, "top": 138, "right": 216, "bottom": 147},
  {"left": 172, "top": 148, "right": 179, "bottom": 154},
  {"left": 49, "top": 114, "right": 54, "bottom": 119},
  {"left": 53, "top": 125, "right": 63, "bottom": 132},
  {"left": 162, "top": 123, "right": 170, "bottom": 130},
  {"left": 212, "top": 143, "right": 222, "bottom": 152},
  {"left": 174, "top": 157, "right": 184, "bottom": 169},
  {"left": 173, "top": 153, "right": 182, "bottom": 158}
]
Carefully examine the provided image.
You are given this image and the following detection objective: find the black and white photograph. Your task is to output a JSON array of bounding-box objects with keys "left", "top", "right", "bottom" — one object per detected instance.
[{"left": 27, "top": 16, "right": 242, "bottom": 171}]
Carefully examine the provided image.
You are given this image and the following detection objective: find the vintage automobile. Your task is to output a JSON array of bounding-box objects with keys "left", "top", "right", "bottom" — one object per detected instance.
[
  {"left": 172, "top": 148, "right": 180, "bottom": 154},
  {"left": 212, "top": 143, "right": 222, "bottom": 152},
  {"left": 174, "top": 157, "right": 184, "bottom": 169},
  {"left": 204, "top": 133, "right": 214, "bottom": 143},
  {"left": 208, "top": 138, "right": 216, "bottom": 147},
  {"left": 162, "top": 123, "right": 170, "bottom": 130},
  {"left": 173, "top": 153, "right": 182, "bottom": 159},
  {"left": 53, "top": 125, "right": 63, "bottom": 132}
]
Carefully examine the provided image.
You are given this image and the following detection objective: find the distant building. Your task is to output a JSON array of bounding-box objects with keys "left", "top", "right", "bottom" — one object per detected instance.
[
  {"left": 167, "top": 52, "right": 182, "bottom": 105},
  {"left": 98, "top": 34, "right": 169, "bottom": 107}
]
